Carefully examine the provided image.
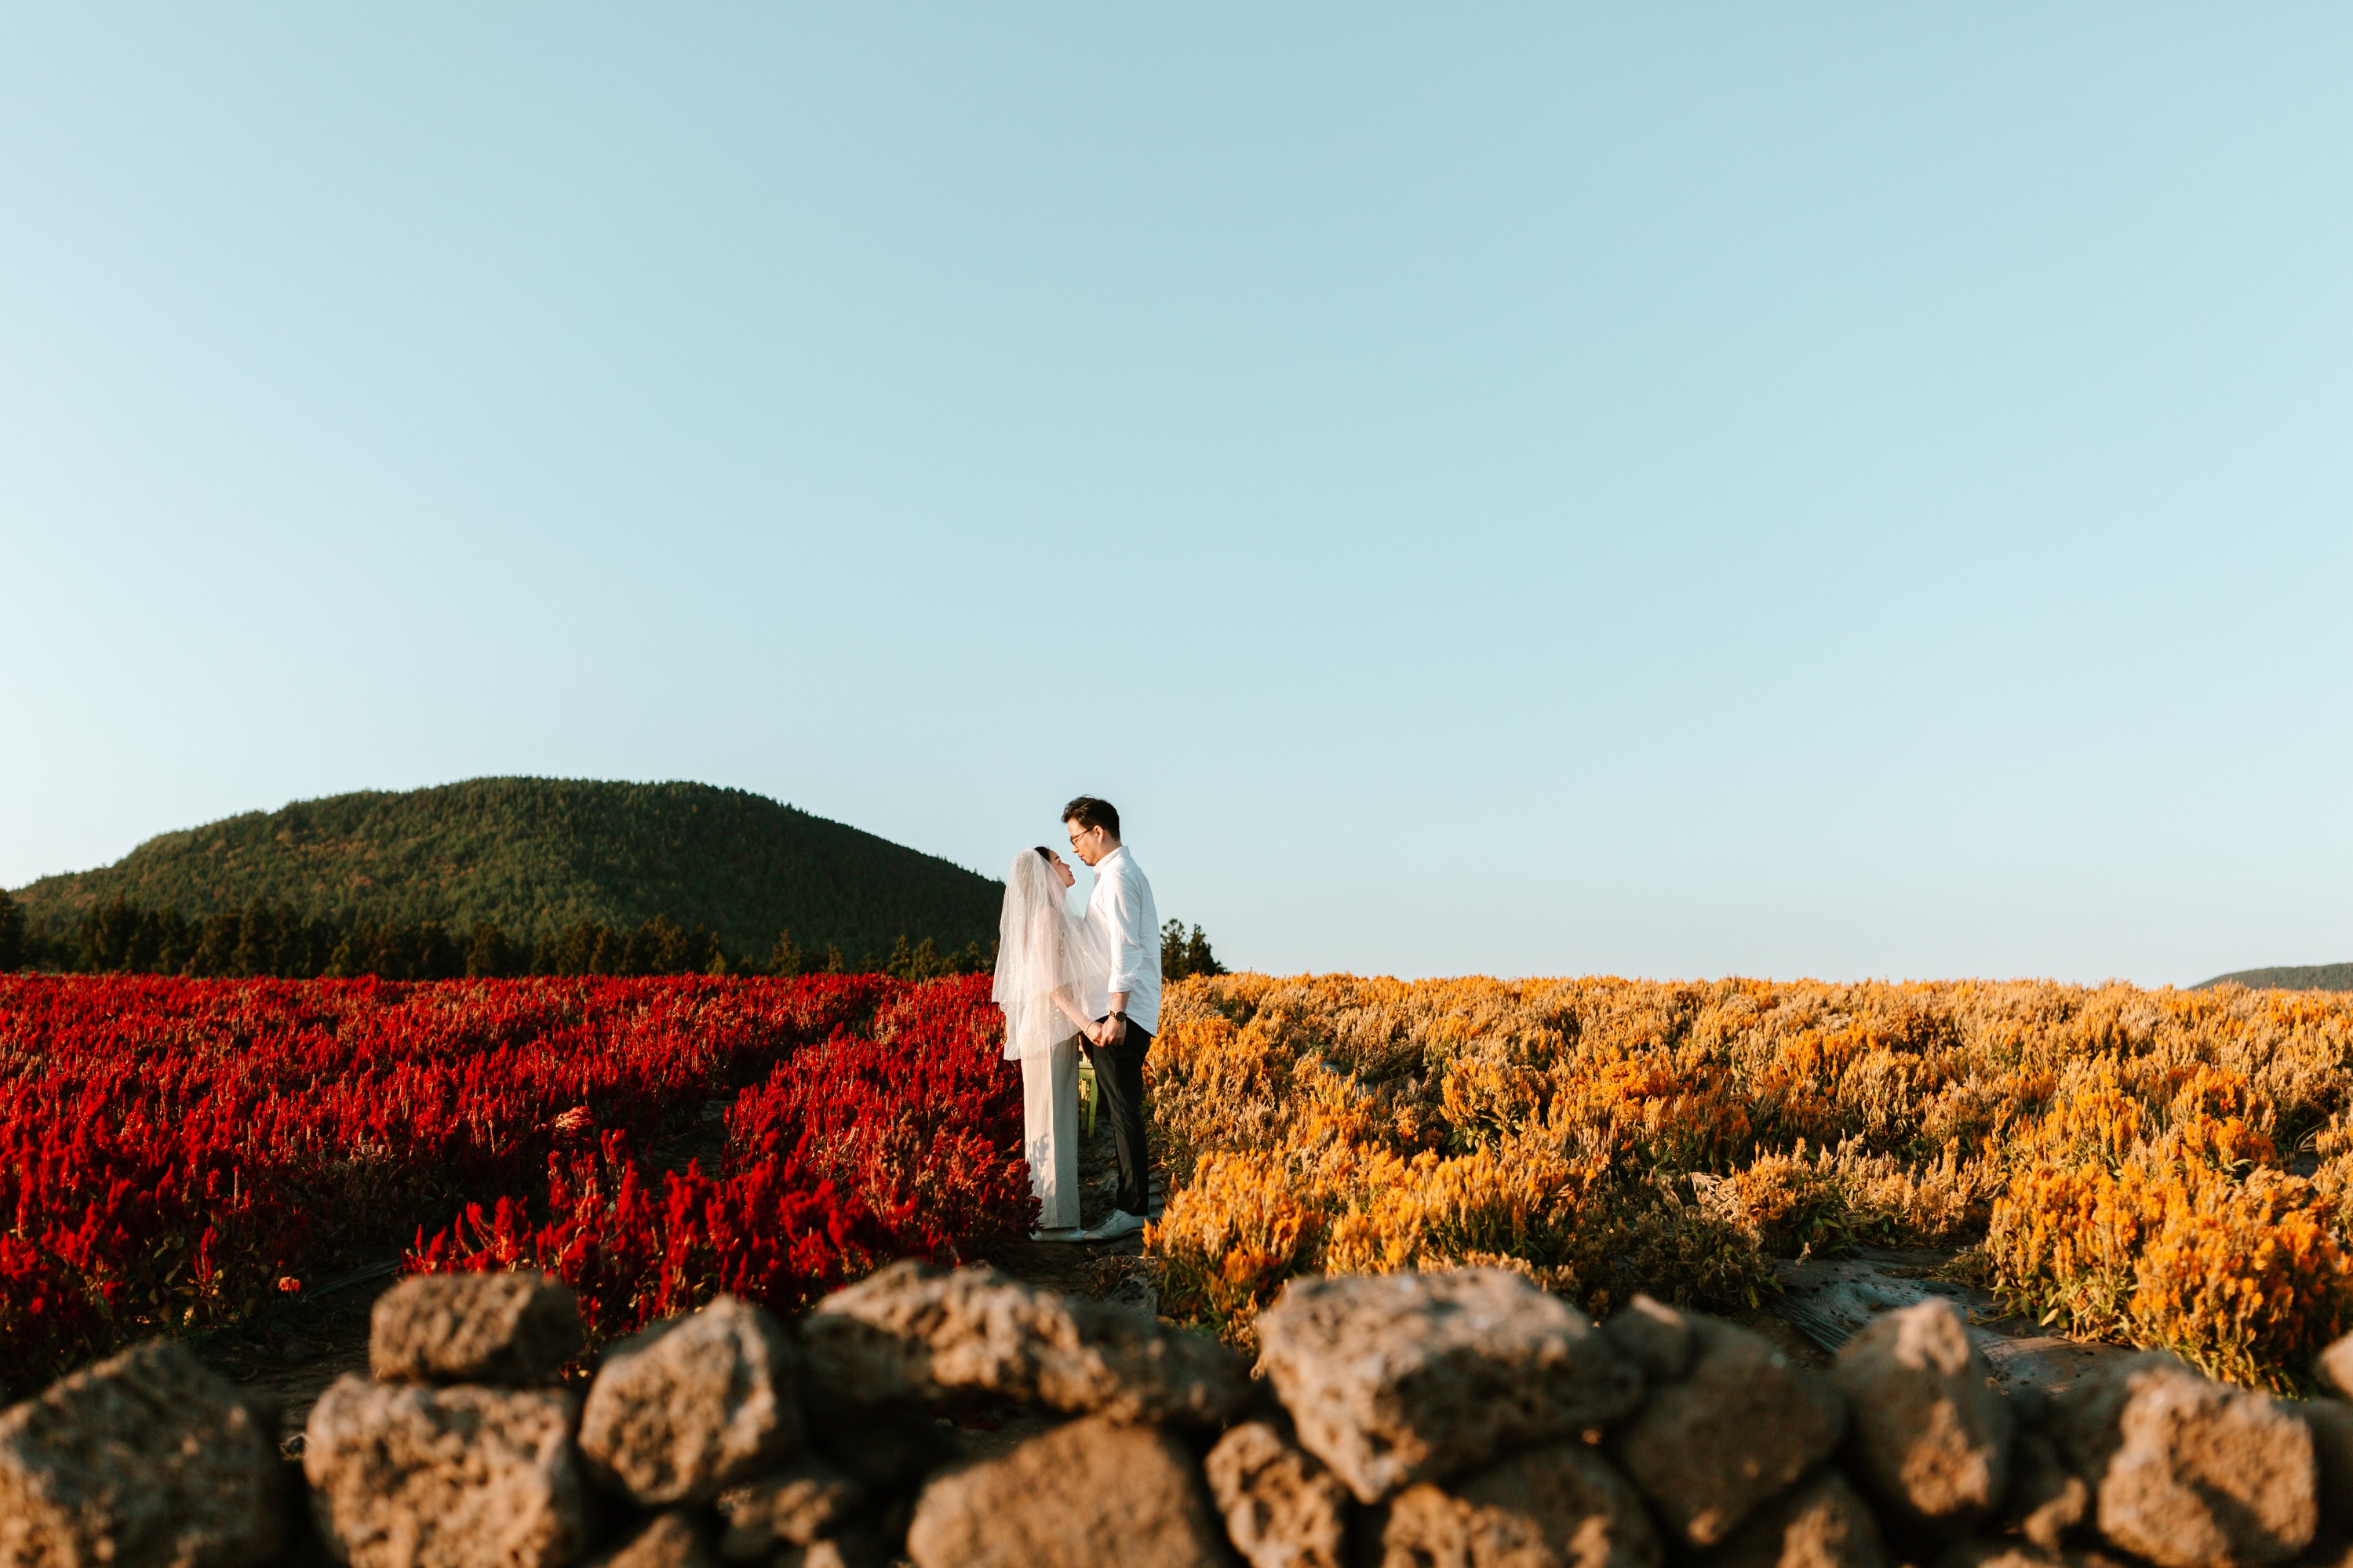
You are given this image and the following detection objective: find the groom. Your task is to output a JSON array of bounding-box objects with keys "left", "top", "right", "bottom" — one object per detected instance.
[{"left": 1064, "top": 795, "right": 1159, "bottom": 1242}]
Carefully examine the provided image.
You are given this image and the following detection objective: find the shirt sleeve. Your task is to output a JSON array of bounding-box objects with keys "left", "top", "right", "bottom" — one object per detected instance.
[{"left": 1105, "top": 864, "right": 1153, "bottom": 998}]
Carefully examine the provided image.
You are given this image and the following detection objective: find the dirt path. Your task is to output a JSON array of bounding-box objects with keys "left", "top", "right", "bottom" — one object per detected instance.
[
  {"left": 212, "top": 1113, "right": 2089, "bottom": 1461},
  {"left": 206, "top": 1264, "right": 399, "bottom": 1452},
  {"left": 967, "top": 1095, "right": 1160, "bottom": 1299},
  {"left": 942, "top": 1106, "right": 1167, "bottom": 1461},
  {"left": 202, "top": 1096, "right": 1161, "bottom": 1450}
]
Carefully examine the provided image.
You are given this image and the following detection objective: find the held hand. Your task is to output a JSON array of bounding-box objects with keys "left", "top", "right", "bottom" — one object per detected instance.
[{"left": 1102, "top": 1014, "right": 1127, "bottom": 1047}]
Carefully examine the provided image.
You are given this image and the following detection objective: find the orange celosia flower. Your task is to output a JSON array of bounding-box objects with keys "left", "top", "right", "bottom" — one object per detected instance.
[{"left": 1145, "top": 971, "right": 2353, "bottom": 1387}]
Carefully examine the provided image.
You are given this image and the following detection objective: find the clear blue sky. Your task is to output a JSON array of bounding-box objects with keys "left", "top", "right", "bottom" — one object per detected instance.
[{"left": 4, "top": 9, "right": 2348, "bottom": 985}]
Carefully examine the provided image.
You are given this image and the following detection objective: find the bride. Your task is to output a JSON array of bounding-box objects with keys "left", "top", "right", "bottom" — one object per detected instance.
[{"left": 993, "top": 845, "right": 1105, "bottom": 1242}]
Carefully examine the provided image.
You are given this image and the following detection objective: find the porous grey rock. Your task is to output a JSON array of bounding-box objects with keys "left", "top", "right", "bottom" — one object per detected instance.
[
  {"left": 800, "top": 1394, "right": 958, "bottom": 1492},
  {"left": 1834, "top": 1297, "right": 2012, "bottom": 1532},
  {"left": 1999, "top": 1432, "right": 2090, "bottom": 1553},
  {"left": 803, "top": 1260, "right": 1248, "bottom": 1428},
  {"left": 1204, "top": 1420, "right": 1353, "bottom": 1568},
  {"left": 0, "top": 1338, "right": 282, "bottom": 1568},
  {"left": 1372, "top": 1442, "right": 1660, "bottom": 1568},
  {"left": 1610, "top": 1315, "right": 1846, "bottom": 1548},
  {"left": 1603, "top": 1295, "right": 1696, "bottom": 1384},
  {"left": 2319, "top": 1334, "right": 2353, "bottom": 1401},
  {"left": 904, "top": 1415, "right": 1230, "bottom": 1568},
  {"left": 302, "top": 1374, "right": 591, "bottom": 1568},
  {"left": 579, "top": 1295, "right": 803, "bottom": 1505},
  {"left": 2298, "top": 1398, "right": 2353, "bottom": 1544},
  {"left": 1703, "top": 1471, "right": 1888, "bottom": 1568},
  {"left": 716, "top": 1456, "right": 865, "bottom": 1559},
  {"left": 2009, "top": 1384, "right": 2053, "bottom": 1432},
  {"left": 588, "top": 1512, "right": 715, "bottom": 1568},
  {"left": 1936, "top": 1541, "right": 2137, "bottom": 1568},
  {"left": 2052, "top": 1352, "right": 2315, "bottom": 1568},
  {"left": 774, "top": 1533, "right": 886, "bottom": 1568},
  {"left": 1256, "top": 1268, "right": 1644, "bottom": 1504},
  {"left": 370, "top": 1271, "right": 585, "bottom": 1385}
]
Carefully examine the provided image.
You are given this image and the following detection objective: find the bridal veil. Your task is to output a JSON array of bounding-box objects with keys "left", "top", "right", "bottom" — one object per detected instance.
[{"left": 993, "top": 850, "right": 1102, "bottom": 1060}]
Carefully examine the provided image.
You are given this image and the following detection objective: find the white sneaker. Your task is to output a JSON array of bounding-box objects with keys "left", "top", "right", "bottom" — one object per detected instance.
[
  {"left": 1081, "top": 1210, "right": 1147, "bottom": 1242},
  {"left": 1029, "top": 1226, "right": 1086, "bottom": 1243}
]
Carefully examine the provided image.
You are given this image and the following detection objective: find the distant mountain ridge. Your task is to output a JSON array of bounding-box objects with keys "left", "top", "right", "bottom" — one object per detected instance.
[
  {"left": 10, "top": 778, "right": 1002, "bottom": 962},
  {"left": 2198, "top": 962, "right": 2353, "bottom": 992}
]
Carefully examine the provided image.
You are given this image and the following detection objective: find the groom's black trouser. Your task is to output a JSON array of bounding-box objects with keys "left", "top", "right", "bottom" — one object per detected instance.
[{"left": 1086, "top": 1020, "right": 1153, "bottom": 1220}]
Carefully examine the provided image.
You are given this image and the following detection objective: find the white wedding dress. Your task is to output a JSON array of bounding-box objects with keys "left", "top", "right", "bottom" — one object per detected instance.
[{"left": 992, "top": 850, "right": 1106, "bottom": 1232}]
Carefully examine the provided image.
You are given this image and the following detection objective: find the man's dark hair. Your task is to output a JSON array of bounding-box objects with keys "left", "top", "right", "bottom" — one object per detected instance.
[{"left": 1062, "top": 796, "right": 1120, "bottom": 839}]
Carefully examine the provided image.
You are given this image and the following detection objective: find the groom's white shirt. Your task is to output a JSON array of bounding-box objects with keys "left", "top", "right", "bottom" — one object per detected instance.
[{"left": 1084, "top": 846, "right": 1160, "bottom": 1035}]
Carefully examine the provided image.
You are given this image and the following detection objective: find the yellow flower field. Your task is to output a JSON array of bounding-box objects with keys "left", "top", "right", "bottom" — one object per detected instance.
[{"left": 1141, "top": 973, "right": 2353, "bottom": 1390}]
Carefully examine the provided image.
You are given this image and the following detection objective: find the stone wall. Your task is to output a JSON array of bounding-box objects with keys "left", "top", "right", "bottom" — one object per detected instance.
[{"left": 4, "top": 1261, "right": 2351, "bottom": 1568}]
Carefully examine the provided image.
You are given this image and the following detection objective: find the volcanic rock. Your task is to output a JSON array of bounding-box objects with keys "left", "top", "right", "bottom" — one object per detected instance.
[
  {"left": 1204, "top": 1420, "right": 1353, "bottom": 1568},
  {"left": 302, "top": 1375, "right": 591, "bottom": 1568},
  {"left": 904, "top": 1415, "right": 1230, "bottom": 1568},
  {"left": 588, "top": 1512, "right": 716, "bottom": 1568},
  {"left": 2052, "top": 1352, "right": 2315, "bottom": 1568},
  {"left": 1936, "top": 1542, "right": 2137, "bottom": 1568},
  {"left": 579, "top": 1295, "right": 803, "bottom": 1505},
  {"left": 1611, "top": 1315, "right": 1846, "bottom": 1548},
  {"left": 1371, "top": 1441, "right": 1660, "bottom": 1568},
  {"left": 774, "top": 1535, "right": 887, "bottom": 1568},
  {"left": 1999, "top": 1432, "right": 2090, "bottom": 1553},
  {"left": 1834, "top": 1298, "right": 2012, "bottom": 1532},
  {"left": 1256, "top": 1268, "right": 1643, "bottom": 1503},
  {"left": 370, "top": 1271, "right": 585, "bottom": 1386},
  {"left": 2296, "top": 1398, "right": 2353, "bottom": 1544},
  {"left": 2319, "top": 1333, "right": 2353, "bottom": 1401},
  {"left": 804, "top": 1399, "right": 958, "bottom": 1491},
  {"left": 716, "top": 1456, "right": 866, "bottom": 1559},
  {"left": 0, "top": 1338, "right": 282, "bottom": 1568},
  {"left": 1703, "top": 1471, "right": 1889, "bottom": 1568},
  {"left": 803, "top": 1260, "right": 1249, "bottom": 1428},
  {"left": 1603, "top": 1295, "right": 1696, "bottom": 1384}
]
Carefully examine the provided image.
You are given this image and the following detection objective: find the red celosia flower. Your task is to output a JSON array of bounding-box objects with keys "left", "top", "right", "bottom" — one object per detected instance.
[{"left": 0, "top": 972, "right": 1027, "bottom": 1397}]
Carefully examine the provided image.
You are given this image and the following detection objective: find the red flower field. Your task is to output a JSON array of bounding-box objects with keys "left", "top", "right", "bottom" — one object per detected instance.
[{"left": 0, "top": 973, "right": 1029, "bottom": 1396}]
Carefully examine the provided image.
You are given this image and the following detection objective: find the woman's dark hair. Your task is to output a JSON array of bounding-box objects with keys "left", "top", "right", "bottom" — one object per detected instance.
[
  {"left": 1061, "top": 795, "right": 1120, "bottom": 839},
  {"left": 1033, "top": 846, "right": 1053, "bottom": 862}
]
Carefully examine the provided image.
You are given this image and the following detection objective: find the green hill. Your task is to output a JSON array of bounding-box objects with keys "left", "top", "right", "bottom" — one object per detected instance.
[
  {"left": 2197, "top": 962, "right": 2353, "bottom": 992},
  {"left": 10, "top": 778, "right": 1003, "bottom": 962}
]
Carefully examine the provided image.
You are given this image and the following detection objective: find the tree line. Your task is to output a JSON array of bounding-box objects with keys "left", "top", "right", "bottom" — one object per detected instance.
[
  {"left": 1160, "top": 919, "right": 1229, "bottom": 982},
  {"left": 0, "top": 890, "right": 1224, "bottom": 984},
  {"left": 0, "top": 893, "right": 990, "bottom": 982}
]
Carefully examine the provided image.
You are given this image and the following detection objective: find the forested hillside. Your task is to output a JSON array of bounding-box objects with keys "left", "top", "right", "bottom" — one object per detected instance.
[
  {"left": 10, "top": 778, "right": 1002, "bottom": 964},
  {"left": 2198, "top": 962, "right": 2353, "bottom": 991}
]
